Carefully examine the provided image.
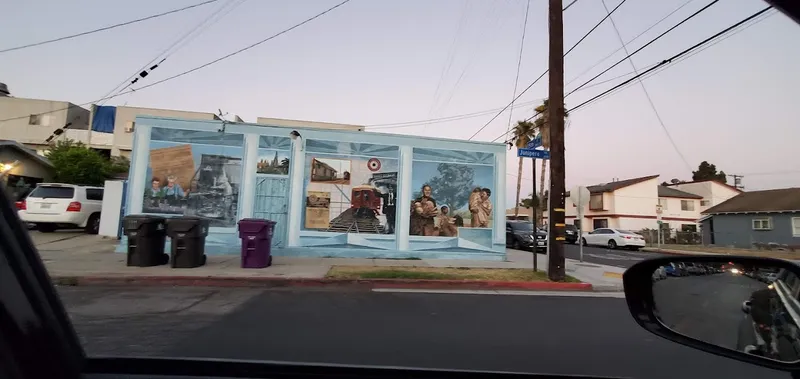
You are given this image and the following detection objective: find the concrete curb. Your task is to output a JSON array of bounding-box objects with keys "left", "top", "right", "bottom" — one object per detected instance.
[
  {"left": 641, "top": 248, "right": 718, "bottom": 256},
  {"left": 51, "top": 275, "right": 593, "bottom": 292}
]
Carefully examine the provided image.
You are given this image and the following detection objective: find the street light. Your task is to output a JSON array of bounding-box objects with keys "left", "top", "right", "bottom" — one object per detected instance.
[{"left": 289, "top": 130, "right": 304, "bottom": 151}]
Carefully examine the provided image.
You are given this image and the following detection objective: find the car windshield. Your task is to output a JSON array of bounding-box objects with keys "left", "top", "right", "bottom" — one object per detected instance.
[
  {"left": 5, "top": 2, "right": 798, "bottom": 379},
  {"left": 28, "top": 186, "right": 74, "bottom": 199}
]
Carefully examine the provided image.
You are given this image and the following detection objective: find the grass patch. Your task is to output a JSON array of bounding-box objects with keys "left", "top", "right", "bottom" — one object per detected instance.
[
  {"left": 653, "top": 244, "right": 800, "bottom": 260},
  {"left": 326, "top": 266, "right": 579, "bottom": 282}
]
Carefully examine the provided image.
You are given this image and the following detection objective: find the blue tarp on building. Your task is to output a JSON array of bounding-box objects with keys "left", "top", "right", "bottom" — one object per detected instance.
[{"left": 91, "top": 106, "right": 116, "bottom": 133}]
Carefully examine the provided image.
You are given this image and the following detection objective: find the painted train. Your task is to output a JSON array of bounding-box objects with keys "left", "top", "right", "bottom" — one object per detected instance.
[{"left": 350, "top": 185, "right": 383, "bottom": 216}]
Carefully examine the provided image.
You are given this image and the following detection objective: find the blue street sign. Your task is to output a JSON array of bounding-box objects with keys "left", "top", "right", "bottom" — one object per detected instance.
[
  {"left": 526, "top": 135, "right": 542, "bottom": 149},
  {"left": 517, "top": 148, "right": 550, "bottom": 159}
]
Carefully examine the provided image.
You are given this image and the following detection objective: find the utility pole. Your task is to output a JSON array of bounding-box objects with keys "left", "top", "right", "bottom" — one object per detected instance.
[
  {"left": 531, "top": 159, "right": 538, "bottom": 272},
  {"left": 728, "top": 174, "right": 745, "bottom": 191},
  {"left": 547, "top": 0, "right": 566, "bottom": 281}
]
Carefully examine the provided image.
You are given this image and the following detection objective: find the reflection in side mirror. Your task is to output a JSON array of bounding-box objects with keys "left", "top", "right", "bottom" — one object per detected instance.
[{"left": 624, "top": 256, "right": 800, "bottom": 371}]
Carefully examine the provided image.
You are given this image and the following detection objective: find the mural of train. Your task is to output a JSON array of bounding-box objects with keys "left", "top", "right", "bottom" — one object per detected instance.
[
  {"left": 351, "top": 185, "right": 383, "bottom": 217},
  {"left": 325, "top": 172, "right": 398, "bottom": 234}
]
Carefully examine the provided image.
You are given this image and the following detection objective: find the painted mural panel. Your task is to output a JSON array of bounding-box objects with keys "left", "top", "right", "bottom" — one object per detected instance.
[
  {"left": 256, "top": 135, "right": 291, "bottom": 175},
  {"left": 303, "top": 141, "right": 398, "bottom": 235},
  {"left": 145, "top": 128, "right": 244, "bottom": 227},
  {"left": 410, "top": 161, "right": 495, "bottom": 237}
]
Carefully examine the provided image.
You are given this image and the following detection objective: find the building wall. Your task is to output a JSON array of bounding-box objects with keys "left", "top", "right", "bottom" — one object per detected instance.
[
  {"left": 256, "top": 117, "right": 364, "bottom": 131},
  {"left": 658, "top": 196, "right": 701, "bottom": 228},
  {"left": 613, "top": 178, "right": 659, "bottom": 215},
  {"left": 118, "top": 116, "right": 507, "bottom": 260},
  {"left": 668, "top": 181, "right": 740, "bottom": 212},
  {"left": 705, "top": 213, "right": 800, "bottom": 249},
  {"left": 0, "top": 97, "right": 89, "bottom": 150},
  {"left": 111, "top": 106, "right": 218, "bottom": 156}
]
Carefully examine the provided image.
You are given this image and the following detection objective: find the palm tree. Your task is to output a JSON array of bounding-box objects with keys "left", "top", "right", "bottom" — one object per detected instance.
[
  {"left": 510, "top": 120, "right": 537, "bottom": 218},
  {"left": 532, "top": 99, "right": 569, "bottom": 205}
]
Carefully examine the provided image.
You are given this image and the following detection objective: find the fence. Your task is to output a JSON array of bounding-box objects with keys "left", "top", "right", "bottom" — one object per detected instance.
[
  {"left": 637, "top": 228, "right": 702, "bottom": 246},
  {"left": 636, "top": 228, "right": 799, "bottom": 251}
]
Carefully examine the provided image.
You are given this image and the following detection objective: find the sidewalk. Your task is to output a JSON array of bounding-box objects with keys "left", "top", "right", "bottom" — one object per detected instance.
[{"left": 35, "top": 234, "right": 624, "bottom": 291}]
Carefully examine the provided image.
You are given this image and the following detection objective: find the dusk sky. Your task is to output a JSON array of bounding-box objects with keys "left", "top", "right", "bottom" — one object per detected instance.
[{"left": 2, "top": 0, "right": 798, "bottom": 208}]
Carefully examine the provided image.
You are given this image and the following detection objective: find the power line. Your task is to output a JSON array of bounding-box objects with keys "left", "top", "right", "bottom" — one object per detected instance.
[
  {"left": 466, "top": 0, "right": 628, "bottom": 140},
  {"left": 566, "top": 0, "right": 719, "bottom": 97},
  {"left": 505, "top": 0, "right": 532, "bottom": 137},
  {"left": 0, "top": 0, "right": 220, "bottom": 54},
  {"left": 565, "top": 0, "right": 695, "bottom": 88},
  {"left": 601, "top": 0, "right": 692, "bottom": 171},
  {"left": 96, "top": 0, "right": 247, "bottom": 107},
  {"left": 366, "top": 64, "right": 654, "bottom": 130},
  {"left": 563, "top": 0, "right": 579, "bottom": 12},
  {"left": 0, "top": 0, "right": 352, "bottom": 124},
  {"left": 489, "top": 5, "right": 774, "bottom": 143}
]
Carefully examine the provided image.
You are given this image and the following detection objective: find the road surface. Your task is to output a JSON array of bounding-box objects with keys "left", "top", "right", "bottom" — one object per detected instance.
[
  {"left": 58, "top": 286, "right": 786, "bottom": 379},
  {"left": 654, "top": 271, "right": 768, "bottom": 350},
  {"left": 562, "top": 243, "right": 666, "bottom": 268}
]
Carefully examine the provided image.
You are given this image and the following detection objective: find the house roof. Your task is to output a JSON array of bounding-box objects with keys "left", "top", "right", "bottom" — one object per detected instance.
[
  {"left": 586, "top": 175, "right": 660, "bottom": 194},
  {"left": 658, "top": 186, "right": 703, "bottom": 199},
  {"left": 0, "top": 140, "right": 54, "bottom": 168},
  {"left": 665, "top": 179, "right": 743, "bottom": 193},
  {"left": 702, "top": 188, "right": 800, "bottom": 214},
  {"left": 564, "top": 175, "right": 659, "bottom": 198}
]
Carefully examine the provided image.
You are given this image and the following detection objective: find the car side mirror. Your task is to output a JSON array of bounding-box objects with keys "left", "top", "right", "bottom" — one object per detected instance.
[{"left": 624, "top": 256, "right": 800, "bottom": 372}]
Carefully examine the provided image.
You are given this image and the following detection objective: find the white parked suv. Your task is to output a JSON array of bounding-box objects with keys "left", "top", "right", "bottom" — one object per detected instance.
[{"left": 17, "top": 184, "right": 104, "bottom": 234}]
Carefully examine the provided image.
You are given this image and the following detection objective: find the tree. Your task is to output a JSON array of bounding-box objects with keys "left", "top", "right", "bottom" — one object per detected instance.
[
  {"left": 692, "top": 161, "right": 727, "bottom": 183},
  {"left": 45, "top": 139, "right": 123, "bottom": 186},
  {"left": 519, "top": 192, "right": 538, "bottom": 209},
  {"left": 424, "top": 163, "right": 475, "bottom": 210},
  {"left": 510, "top": 120, "right": 536, "bottom": 218},
  {"left": 533, "top": 99, "right": 569, "bottom": 200}
]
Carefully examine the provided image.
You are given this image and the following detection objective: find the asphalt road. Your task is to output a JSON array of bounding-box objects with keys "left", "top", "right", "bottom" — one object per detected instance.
[
  {"left": 653, "top": 271, "right": 769, "bottom": 351},
  {"left": 58, "top": 286, "right": 788, "bottom": 379},
  {"left": 561, "top": 243, "right": 666, "bottom": 268}
]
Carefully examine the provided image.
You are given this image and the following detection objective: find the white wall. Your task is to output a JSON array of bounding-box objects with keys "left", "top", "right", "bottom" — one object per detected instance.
[
  {"left": 612, "top": 178, "right": 660, "bottom": 216},
  {"left": 99, "top": 180, "right": 125, "bottom": 238},
  {"left": 668, "top": 181, "right": 740, "bottom": 213}
]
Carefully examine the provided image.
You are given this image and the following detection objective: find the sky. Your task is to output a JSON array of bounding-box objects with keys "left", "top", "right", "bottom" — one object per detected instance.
[{"left": 2, "top": 0, "right": 798, "bottom": 209}]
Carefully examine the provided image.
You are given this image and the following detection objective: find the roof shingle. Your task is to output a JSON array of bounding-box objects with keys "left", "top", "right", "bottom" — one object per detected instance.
[
  {"left": 658, "top": 186, "right": 703, "bottom": 199},
  {"left": 702, "top": 188, "right": 800, "bottom": 214}
]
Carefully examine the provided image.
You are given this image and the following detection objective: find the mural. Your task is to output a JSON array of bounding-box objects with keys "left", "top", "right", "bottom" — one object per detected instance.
[
  {"left": 410, "top": 161, "right": 495, "bottom": 237},
  {"left": 310, "top": 158, "right": 351, "bottom": 184},
  {"left": 144, "top": 128, "right": 244, "bottom": 227},
  {"left": 256, "top": 150, "right": 290, "bottom": 175},
  {"left": 304, "top": 155, "right": 397, "bottom": 235}
]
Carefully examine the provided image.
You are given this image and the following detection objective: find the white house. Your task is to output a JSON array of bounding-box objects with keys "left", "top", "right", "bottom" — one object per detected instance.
[{"left": 538, "top": 175, "right": 740, "bottom": 232}]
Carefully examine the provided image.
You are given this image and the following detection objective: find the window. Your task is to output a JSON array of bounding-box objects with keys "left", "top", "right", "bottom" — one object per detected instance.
[
  {"left": 28, "top": 186, "right": 74, "bottom": 199},
  {"left": 700, "top": 200, "right": 710, "bottom": 206},
  {"left": 681, "top": 224, "right": 697, "bottom": 232},
  {"left": 592, "top": 218, "right": 608, "bottom": 229},
  {"left": 657, "top": 198, "right": 668, "bottom": 210},
  {"left": 792, "top": 217, "right": 800, "bottom": 237},
  {"left": 753, "top": 218, "right": 772, "bottom": 230},
  {"left": 85, "top": 189, "right": 104, "bottom": 201},
  {"left": 28, "top": 114, "right": 50, "bottom": 126},
  {"left": 589, "top": 194, "right": 604, "bottom": 210},
  {"left": 680, "top": 200, "right": 695, "bottom": 211}
]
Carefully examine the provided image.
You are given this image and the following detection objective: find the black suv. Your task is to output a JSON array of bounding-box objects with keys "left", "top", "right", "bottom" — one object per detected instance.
[
  {"left": 564, "top": 224, "right": 579, "bottom": 244},
  {"left": 506, "top": 221, "right": 547, "bottom": 253}
]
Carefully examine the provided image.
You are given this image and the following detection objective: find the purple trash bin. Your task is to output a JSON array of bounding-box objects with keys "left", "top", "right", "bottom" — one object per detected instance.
[{"left": 237, "top": 218, "right": 276, "bottom": 268}]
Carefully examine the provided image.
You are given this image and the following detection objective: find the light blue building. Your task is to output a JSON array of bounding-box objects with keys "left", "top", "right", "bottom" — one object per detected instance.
[{"left": 118, "top": 116, "right": 508, "bottom": 260}]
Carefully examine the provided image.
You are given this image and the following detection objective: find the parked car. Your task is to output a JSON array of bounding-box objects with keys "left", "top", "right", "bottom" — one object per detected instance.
[
  {"left": 564, "top": 224, "right": 579, "bottom": 244},
  {"left": 506, "top": 221, "right": 547, "bottom": 253},
  {"left": 653, "top": 266, "right": 667, "bottom": 281},
  {"left": 580, "top": 228, "right": 646, "bottom": 250},
  {"left": 16, "top": 184, "right": 104, "bottom": 234}
]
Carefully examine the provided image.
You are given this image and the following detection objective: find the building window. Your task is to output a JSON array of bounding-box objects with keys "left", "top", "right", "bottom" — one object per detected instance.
[
  {"left": 792, "top": 217, "right": 800, "bottom": 237},
  {"left": 658, "top": 198, "right": 668, "bottom": 210},
  {"left": 589, "top": 194, "right": 604, "bottom": 210},
  {"left": 753, "top": 218, "right": 772, "bottom": 231},
  {"left": 681, "top": 224, "right": 697, "bottom": 232},
  {"left": 700, "top": 200, "right": 710, "bottom": 206},
  {"left": 680, "top": 200, "right": 695, "bottom": 211},
  {"left": 592, "top": 218, "right": 608, "bottom": 229},
  {"left": 29, "top": 114, "right": 41, "bottom": 125}
]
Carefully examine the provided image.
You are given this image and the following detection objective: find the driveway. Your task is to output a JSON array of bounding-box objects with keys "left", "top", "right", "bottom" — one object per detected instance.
[{"left": 28, "top": 230, "right": 117, "bottom": 254}]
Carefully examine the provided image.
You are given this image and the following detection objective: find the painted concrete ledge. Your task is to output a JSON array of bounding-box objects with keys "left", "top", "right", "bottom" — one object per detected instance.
[{"left": 51, "top": 275, "right": 593, "bottom": 292}]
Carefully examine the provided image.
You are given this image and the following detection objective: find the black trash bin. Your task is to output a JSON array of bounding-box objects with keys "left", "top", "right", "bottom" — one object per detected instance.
[
  {"left": 166, "top": 216, "right": 209, "bottom": 268},
  {"left": 123, "top": 215, "right": 168, "bottom": 267}
]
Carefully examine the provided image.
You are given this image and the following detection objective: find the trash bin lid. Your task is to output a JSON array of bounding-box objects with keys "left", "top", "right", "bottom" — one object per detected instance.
[{"left": 166, "top": 216, "right": 210, "bottom": 234}]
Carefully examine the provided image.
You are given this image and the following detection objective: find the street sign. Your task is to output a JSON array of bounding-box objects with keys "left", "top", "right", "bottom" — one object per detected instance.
[
  {"left": 517, "top": 148, "right": 550, "bottom": 159},
  {"left": 526, "top": 135, "right": 542, "bottom": 149},
  {"left": 569, "top": 186, "right": 591, "bottom": 209}
]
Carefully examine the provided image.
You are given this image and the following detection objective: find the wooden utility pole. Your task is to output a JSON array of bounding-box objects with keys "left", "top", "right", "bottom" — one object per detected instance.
[
  {"left": 531, "top": 159, "right": 537, "bottom": 272},
  {"left": 547, "top": 0, "right": 566, "bottom": 281}
]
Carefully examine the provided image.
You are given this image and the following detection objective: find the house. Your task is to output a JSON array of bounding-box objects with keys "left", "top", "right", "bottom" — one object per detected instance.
[
  {"left": 663, "top": 179, "right": 743, "bottom": 213},
  {"left": 117, "top": 115, "right": 507, "bottom": 260},
  {"left": 539, "top": 174, "right": 736, "bottom": 233},
  {"left": 0, "top": 140, "right": 54, "bottom": 201},
  {"left": 0, "top": 96, "right": 90, "bottom": 155},
  {"left": 699, "top": 188, "right": 800, "bottom": 249}
]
